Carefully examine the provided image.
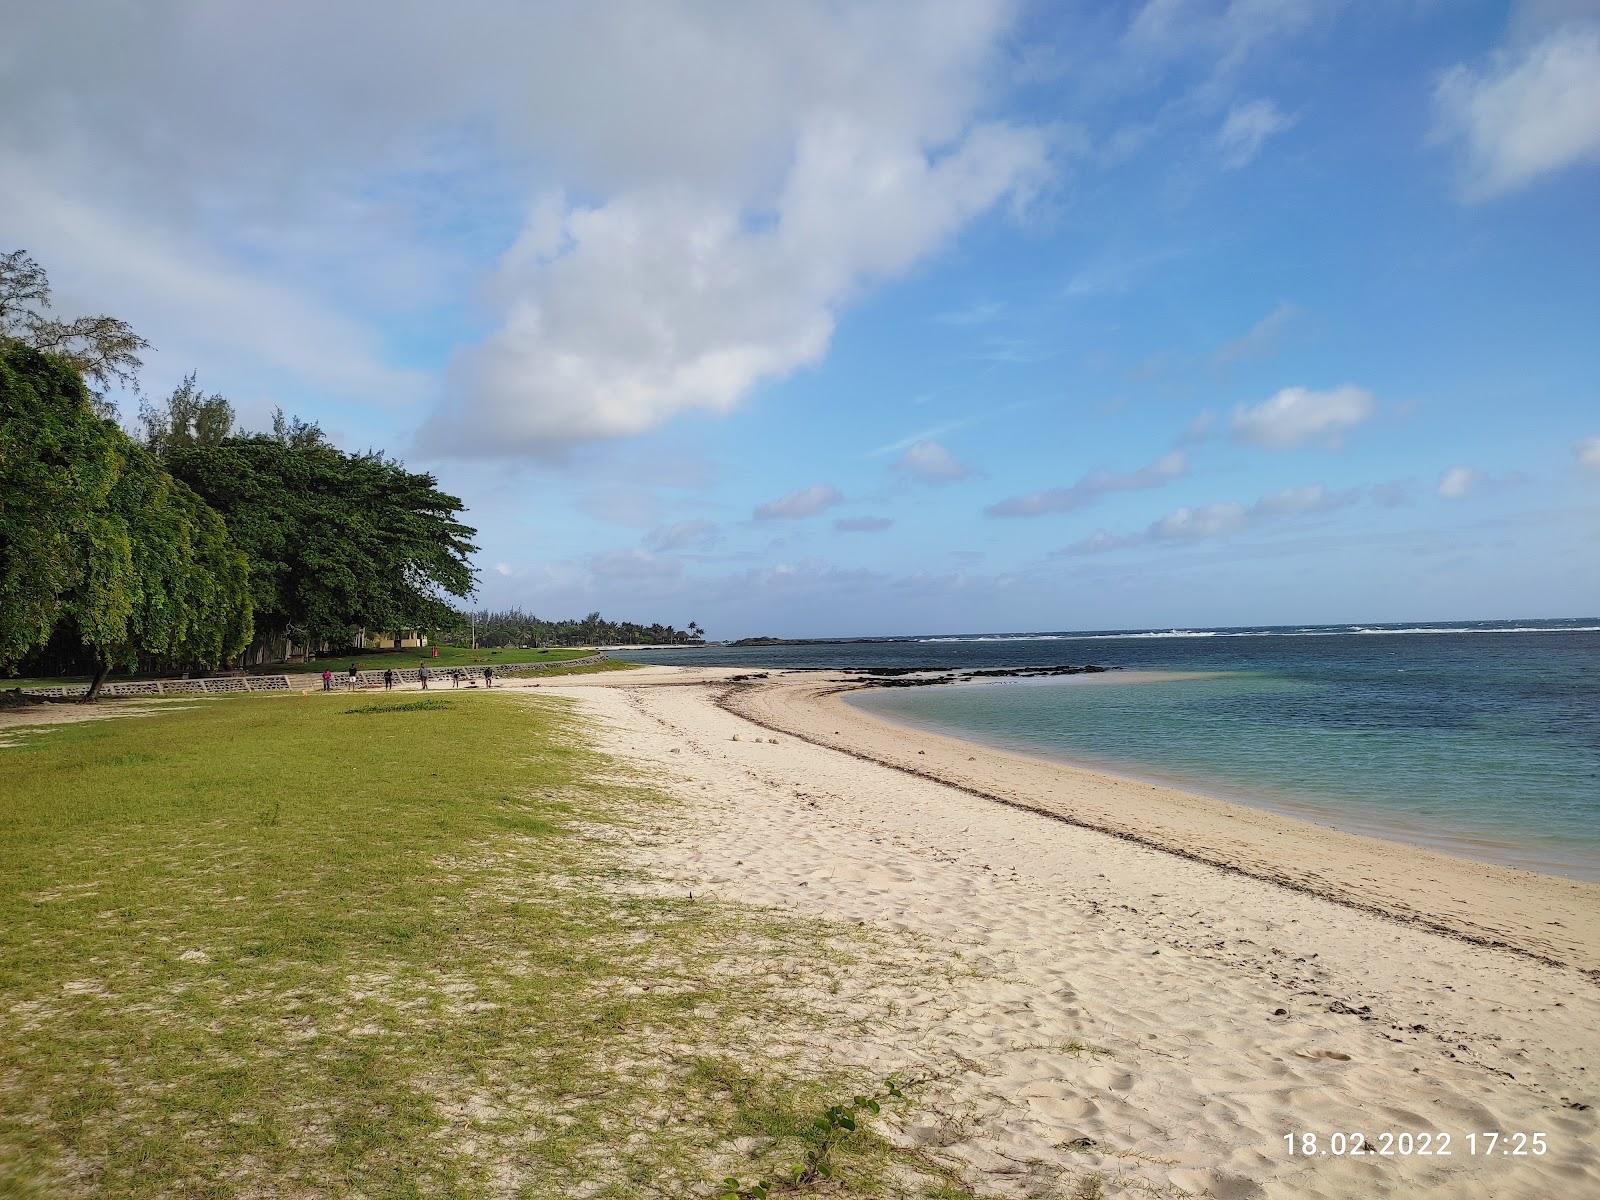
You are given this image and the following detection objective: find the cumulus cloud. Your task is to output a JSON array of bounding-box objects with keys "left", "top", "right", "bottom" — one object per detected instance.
[
  {"left": 420, "top": 8, "right": 1048, "bottom": 453},
  {"left": 1577, "top": 436, "right": 1600, "bottom": 472},
  {"left": 1437, "top": 465, "right": 1483, "bottom": 499},
  {"left": 1230, "top": 385, "right": 1375, "bottom": 449},
  {"left": 985, "top": 450, "right": 1187, "bottom": 518},
  {"left": 1434, "top": 20, "right": 1600, "bottom": 199},
  {"left": 834, "top": 516, "right": 895, "bottom": 532},
  {"left": 1, "top": 2, "right": 1046, "bottom": 451},
  {"left": 1216, "top": 98, "right": 1297, "bottom": 168},
  {"left": 1065, "top": 482, "right": 1356, "bottom": 554},
  {"left": 893, "top": 439, "right": 973, "bottom": 484},
  {"left": 754, "top": 484, "right": 844, "bottom": 521}
]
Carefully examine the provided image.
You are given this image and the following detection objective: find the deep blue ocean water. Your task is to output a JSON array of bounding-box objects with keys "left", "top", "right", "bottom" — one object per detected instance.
[{"left": 614, "top": 620, "right": 1600, "bottom": 879}]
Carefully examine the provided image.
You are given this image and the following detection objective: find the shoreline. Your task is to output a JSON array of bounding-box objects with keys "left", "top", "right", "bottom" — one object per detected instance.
[
  {"left": 532, "top": 665, "right": 1600, "bottom": 1197},
  {"left": 845, "top": 676, "right": 1600, "bottom": 884},
  {"left": 716, "top": 670, "right": 1600, "bottom": 977}
]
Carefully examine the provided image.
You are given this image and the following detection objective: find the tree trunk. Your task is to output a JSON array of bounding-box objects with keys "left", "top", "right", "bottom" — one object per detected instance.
[{"left": 81, "top": 660, "right": 110, "bottom": 703}]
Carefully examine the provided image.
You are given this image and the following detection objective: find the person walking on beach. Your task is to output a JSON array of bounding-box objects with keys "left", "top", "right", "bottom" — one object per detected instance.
[
  {"left": 321, "top": 668, "right": 333, "bottom": 692},
  {"left": 382, "top": 668, "right": 394, "bottom": 691},
  {"left": 419, "top": 663, "right": 430, "bottom": 690}
]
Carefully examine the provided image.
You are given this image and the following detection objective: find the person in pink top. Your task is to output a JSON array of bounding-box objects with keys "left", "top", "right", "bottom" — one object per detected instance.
[{"left": 320, "top": 669, "right": 333, "bottom": 692}]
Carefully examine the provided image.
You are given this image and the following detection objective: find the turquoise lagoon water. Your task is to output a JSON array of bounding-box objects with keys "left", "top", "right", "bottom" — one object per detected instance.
[{"left": 616, "top": 620, "right": 1600, "bottom": 880}]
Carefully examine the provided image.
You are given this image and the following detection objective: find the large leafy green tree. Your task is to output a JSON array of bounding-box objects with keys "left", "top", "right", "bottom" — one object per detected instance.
[
  {"left": 166, "top": 426, "right": 477, "bottom": 657},
  {"left": 88, "top": 443, "right": 254, "bottom": 692},
  {"left": 0, "top": 344, "right": 254, "bottom": 697},
  {"left": 0, "top": 250, "right": 148, "bottom": 417},
  {"left": 0, "top": 346, "right": 126, "bottom": 667}
]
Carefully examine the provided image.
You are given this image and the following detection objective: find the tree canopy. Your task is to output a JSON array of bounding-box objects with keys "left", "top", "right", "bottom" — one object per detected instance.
[
  {"left": 0, "top": 250, "right": 148, "bottom": 415},
  {"left": 165, "top": 428, "right": 477, "bottom": 652},
  {"left": 0, "top": 344, "right": 253, "bottom": 694},
  {"left": 138, "top": 372, "right": 236, "bottom": 458},
  {"left": 437, "top": 608, "right": 704, "bottom": 648},
  {"left": 0, "top": 346, "right": 125, "bottom": 666}
]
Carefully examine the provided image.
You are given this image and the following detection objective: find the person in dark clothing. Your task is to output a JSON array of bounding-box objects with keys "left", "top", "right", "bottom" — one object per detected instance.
[
  {"left": 418, "top": 664, "right": 430, "bottom": 690},
  {"left": 383, "top": 668, "right": 394, "bottom": 690},
  {"left": 483, "top": 665, "right": 494, "bottom": 688},
  {"left": 348, "top": 663, "right": 360, "bottom": 690}
]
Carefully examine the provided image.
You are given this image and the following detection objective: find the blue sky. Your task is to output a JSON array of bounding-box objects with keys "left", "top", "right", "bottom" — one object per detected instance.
[{"left": 5, "top": 1, "right": 1598, "bottom": 636}]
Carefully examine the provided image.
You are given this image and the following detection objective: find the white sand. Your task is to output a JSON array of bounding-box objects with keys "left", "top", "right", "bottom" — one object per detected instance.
[{"left": 524, "top": 666, "right": 1599, "bottom": 1198}]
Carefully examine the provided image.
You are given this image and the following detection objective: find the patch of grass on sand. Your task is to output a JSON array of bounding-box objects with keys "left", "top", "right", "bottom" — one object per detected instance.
[
  {"left": 0, "top": 690, "right": 916, "bottom": 1198},
  {"left": 344, "top": 699, "right": 455, "bottom": 715}
]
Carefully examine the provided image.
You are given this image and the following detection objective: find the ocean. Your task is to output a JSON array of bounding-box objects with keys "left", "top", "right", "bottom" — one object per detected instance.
[{"left": 613, "top": 619, "right": 1600, "bottom": 881}]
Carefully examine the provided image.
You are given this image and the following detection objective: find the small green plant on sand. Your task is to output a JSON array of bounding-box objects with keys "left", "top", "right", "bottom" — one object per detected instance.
[{"left": 717, "top": 1078, "right": 911, "bottom": 1198}]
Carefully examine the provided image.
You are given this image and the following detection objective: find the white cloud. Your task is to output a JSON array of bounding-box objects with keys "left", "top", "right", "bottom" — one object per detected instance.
[
  {"left": 420, "top": 7, "right": 1048, "bottom": 453},
  {"left": 2, "top": 2, "right": 1045, "bottom": 454},
  {"left": 1153, "top": 501, "right": 1251, "bottom": 540},
  {"left": 1437, "top": 465, "right": 1483, "bottom": 499},
  {"left": 1253, "top": 483, "right": 1348, "bottom": 514},
  {"left": 893, "top": 439, "right": 973, "bottom": 484},
  {"left": 835, "top": 516, "right": 895, "bottom": 532},
  {"left": 870, "top": 418, "right": 976, "bottom": 457},
  {"left": 986, "top": 450, "right": 1187, "bottom": 517},
  {"left": 1434, "top": 22, "right": 1600, "bottom": 199},
  {"left": 0, "top": 166, "right": 427, "bottom": 410},
  {"left": 1230, "top": 385, "right": 1375, "bottom": 449},
  {"left": 1577, "top": 436, "right": 1600, "bottom": 471},
  {"left": 1216, "top": 98, "right": 1297, "bottom": 168},
  {"left": 1065, "top": 480, "right": 1356, "bottom": 553},
  {"left": 754, "top": 484, "right": 844, "bottom": 521}
]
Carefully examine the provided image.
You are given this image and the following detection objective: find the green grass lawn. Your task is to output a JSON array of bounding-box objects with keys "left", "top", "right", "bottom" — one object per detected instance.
[{"left": 0, "top": 691, "right": 954, "bottom": 1198}]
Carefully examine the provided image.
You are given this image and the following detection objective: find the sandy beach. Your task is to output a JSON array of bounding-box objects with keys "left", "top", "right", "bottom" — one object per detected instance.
[{"left": 526, "top": 664, "right": 1599, "bottom": 1199}]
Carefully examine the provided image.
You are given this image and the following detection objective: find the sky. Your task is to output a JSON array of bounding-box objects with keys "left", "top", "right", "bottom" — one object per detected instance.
[{"left": 4, "top": 0, "right": 1598, "bottom": 637}]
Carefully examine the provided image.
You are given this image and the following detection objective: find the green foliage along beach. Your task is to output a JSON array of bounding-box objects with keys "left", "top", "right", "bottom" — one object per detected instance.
[{"left": 1, "top": 250, "right": 692, "bottom": 696}]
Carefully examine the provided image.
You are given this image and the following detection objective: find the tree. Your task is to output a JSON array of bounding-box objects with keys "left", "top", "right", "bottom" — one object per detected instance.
[
  {"left": 433, "top": 608, "right": 700, "bottom": 648},
  {"left": 0, "top": 346, "right": 125, "bottom": 667},
  {"left": 165, "top": 428, "right": 477, "bottom": 658},
  {"left": 0, "top": 344, "right": 254, "bottom": 698},
  {"left": 139, "top": 372, "right": 235, "bottom": 458},
  {"left": 0, "top": 250, "right": 148, "bottom": 416}
]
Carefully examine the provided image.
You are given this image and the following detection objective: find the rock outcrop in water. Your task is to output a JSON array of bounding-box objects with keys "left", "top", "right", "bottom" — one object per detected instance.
[{"left": 841, "top": 663, "right": 1118, "bottom": 688}]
